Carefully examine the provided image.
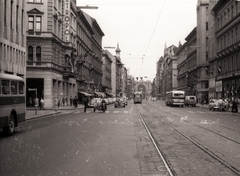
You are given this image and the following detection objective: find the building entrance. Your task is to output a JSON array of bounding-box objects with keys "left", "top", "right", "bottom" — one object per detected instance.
[{"left": 26, "top": 78, "right": 44, "bottom": 107}]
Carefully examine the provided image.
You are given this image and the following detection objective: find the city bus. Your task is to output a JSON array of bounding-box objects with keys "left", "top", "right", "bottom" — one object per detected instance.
[
  {"left": 0, "top": 73, "right": 26, "bottom": 135},
  {"left": 133, "top": 91, "right": 142, "bottom": 104},
  {"left": 165, "top": 90, "right": 185, "bottom": 107}
]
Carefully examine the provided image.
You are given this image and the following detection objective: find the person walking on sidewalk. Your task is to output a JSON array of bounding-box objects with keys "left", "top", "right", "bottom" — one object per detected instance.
[
  {"left": 40, "top": 98, "right": 44, "bottom": 110},
  {"left": 84, "top": 97, "right": 89, "bottom": 113},
  {"left": 232, "top": 98, "right": 238, "bottom": 115},
  {"left": 54, "top": 97, "right": 58, "bottom": 111},
  {"left": 73, "top": 96, "right": 78, "bottom": 108}
]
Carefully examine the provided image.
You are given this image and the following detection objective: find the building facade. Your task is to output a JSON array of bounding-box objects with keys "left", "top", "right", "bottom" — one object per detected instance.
[
  {"left": 176, "top": 27, "right": 198, "bottom": 96},
  {"left": 212, "top": 0, "right": 240, "bottom": 101},
  {"left": 101, "top": 50, "right": 112, "bottom": 93},
  {"left": 26, "top": 0, "right": 105, "bottom": 108},
  {"left": 0, "top": 0, "right": 26, "bottom": 78}
]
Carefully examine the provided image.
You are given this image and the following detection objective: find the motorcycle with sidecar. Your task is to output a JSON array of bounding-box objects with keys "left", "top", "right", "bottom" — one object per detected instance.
[{"left": 93, "top": 102, "right": 107, "bottom": 112}]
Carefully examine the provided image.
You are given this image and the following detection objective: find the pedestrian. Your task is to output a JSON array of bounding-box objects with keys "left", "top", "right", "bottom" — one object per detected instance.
[
  {"left": 62, "top": 97, "right": 65, "bottom": 106},
  {"left": 58, "top": 97, "right": 60, "bottom": 107},
  {"left": 70, "top": 96, "right": 73, "bottom": 106},
  {"left": 40, "top": 98, "right": 44, "bottom": 110},
  {"left": 232, "top": 99, "right": 238, "bottom": 115},
  {"left": 84, "top": 97, "right": 89, "bottom": 113},
  {"left": 54, "top": 97, "right": 58, "bottom": 111},
  {"left": 73, "top": 96, "right": 78, "bottom": 108}
]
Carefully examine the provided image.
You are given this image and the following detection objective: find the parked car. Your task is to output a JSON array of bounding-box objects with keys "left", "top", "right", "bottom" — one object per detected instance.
[
  {"left": 115, "top": 97, "right": 126, "bottom": 108},
  {"left": 185, "top": 96, "right": 197, "bottom": 107},
  {"left": 209, "top": 99, "right": 228, "bottom": 111},
  {"left": 103, "top": 98, "right": 110, "bottom": 105},
  {"left": 89, "top": 98, "right": 102, "bottom": 107}
]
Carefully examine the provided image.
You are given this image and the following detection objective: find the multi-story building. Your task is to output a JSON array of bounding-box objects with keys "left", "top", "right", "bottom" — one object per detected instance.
[
  {"left": 126, "top": 75, "right": 134, "bottom": 99},
  {"left": 101, "top": 49, "right": 112, "bottom": 93},
  {"left": 111, "top": 43, "right": 123, "bottom": 96},
  {"left": 78, "top": 11, "right": 104, "bottom": 93},
  {"left": 120, "top": 66, "right": 127, "bottom": 97},
  {"left": 176, "top": 27, "right": 198, "bottom": 96},
  {"left": 161, "top": 44, "right": 178, "bottom": 99},
  {"left": 26, "top": 0, "right": 78, "bottom": 108},
  {"left": 156, "top": 56, "right": 164, "bottom": 99},
  {"left": 25, "top": 0, "right": 104, "bottom": 108},
  {"left": 0, "top": 0, "right": 26, "bottom": 78},
  {"left": 211, "top": 0, "right": 240, "bottom": 100}
]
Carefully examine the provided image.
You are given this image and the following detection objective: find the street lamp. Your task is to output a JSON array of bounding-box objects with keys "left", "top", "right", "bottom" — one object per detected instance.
[{"left": 76, "top": 5, "right": 98, "bottom": 10}]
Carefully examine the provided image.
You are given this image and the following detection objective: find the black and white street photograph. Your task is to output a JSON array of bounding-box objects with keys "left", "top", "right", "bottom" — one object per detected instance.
[{"left": 0, "top": 0, "right": 240, "bottom": 175}]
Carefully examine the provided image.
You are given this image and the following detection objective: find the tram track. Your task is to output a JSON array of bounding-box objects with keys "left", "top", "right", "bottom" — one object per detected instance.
[
  {"left": 135, "top": 103, "right": 240, "bottom": 176},
  {"left": 148, "top": 102, "right": 240, "bottom": 146}
]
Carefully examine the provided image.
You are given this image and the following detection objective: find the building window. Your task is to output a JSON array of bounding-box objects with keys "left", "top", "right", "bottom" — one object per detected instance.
[
  {"left": 4, "top": 0, "right": 6, "bottom": 25},
  {"left": 11, "top": 0, "right": 13, "bottom": 29},
  {"left": 36, "top": 46, "right": 41, "bottom": 62},
  {"left": 28, "top": 16, "right": 34, "bottom": 31},
  {"left": 16, "top": 5, "right": 19, "bottom": 32},
  {"left": 28, "top": 0, "right": 42, "bottom": 3},
  {"left": 28, "top": 46, "right": 33, "bottom": 61},
  {"left": 22, "top": 10, "right": 24, "bottom": 35},
  {"left": 206, "top": 22, "right": 208, "bottom": 31},
  {"left": 36, "top": 16, "right": 42, "bottom": 31}
]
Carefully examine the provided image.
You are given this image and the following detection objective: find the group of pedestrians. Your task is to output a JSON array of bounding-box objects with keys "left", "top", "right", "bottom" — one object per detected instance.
[{"left": 209, "top": 97, "right": 238, "bottom": 114}]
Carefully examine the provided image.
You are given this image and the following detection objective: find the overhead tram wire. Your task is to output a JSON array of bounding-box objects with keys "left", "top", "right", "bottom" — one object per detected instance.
[{"left": 138, "top": 0, "right": 166, "bottom": 77}]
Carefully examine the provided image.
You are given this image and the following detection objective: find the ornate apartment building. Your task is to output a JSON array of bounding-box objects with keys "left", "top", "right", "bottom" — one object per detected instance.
[
  {"left": 25, "top": 0, "right": 104, "bottom": 108},
  {"left": 0, "top": 0, "right": 26, "bottom": 78},
  {"left": 211, "top": 0, "right": 240, "bottom": 100}
]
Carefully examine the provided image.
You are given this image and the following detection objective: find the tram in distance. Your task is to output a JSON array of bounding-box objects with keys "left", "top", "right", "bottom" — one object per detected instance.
[
  {"left": 165, "top": 90, "right": 185, "bottom": 107},
  {"left": 0, "top": 73, "right": 26, "bottom": 135},
  {"left": 133, "top": 91, "right": 142, "bottom": 104}
]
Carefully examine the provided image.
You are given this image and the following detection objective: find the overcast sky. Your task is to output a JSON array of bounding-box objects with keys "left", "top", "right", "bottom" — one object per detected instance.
[{"left": 77, "top": 0, "right": 198, "bottom": 81}]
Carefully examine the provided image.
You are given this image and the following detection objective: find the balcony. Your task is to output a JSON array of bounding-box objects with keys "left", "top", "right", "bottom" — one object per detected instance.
[
  {"left": 77, "top": 75, "right": 86, "bottom": 82},
  {"left": 63, "top": 66, "right": 76, "bottom": 78}
]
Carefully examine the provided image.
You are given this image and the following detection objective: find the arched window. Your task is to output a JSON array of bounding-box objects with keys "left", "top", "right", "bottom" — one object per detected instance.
[
  {"left": 36, "top": 46, "right": 41, "bottom": 62},
  {"left": 28, "top": 46, "right": 33, "bottom": 61}
]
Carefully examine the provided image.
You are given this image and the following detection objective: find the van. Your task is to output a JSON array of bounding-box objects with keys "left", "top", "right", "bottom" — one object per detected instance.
[{"left": 185, "top": 96, "right": 197, "bottom": 107}]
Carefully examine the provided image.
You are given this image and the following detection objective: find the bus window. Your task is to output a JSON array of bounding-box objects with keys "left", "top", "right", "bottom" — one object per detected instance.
[
  {"left": 11, "top": 80, "right": 18, "bottom": 95},
  {"left": 2, "top": 80, "right": 10, "bottom": 94},
  {"left": 19, "top": 81, "right": 24, "bottom": 94}
]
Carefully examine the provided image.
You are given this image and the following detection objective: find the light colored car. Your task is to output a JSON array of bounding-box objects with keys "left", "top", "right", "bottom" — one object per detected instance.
[
  {"left": 89, "top": 98, "right": 102, "bottom": 107},
  {"left": 209, "top": 99, "right": 228, "bottom": 111},
  {"left": 115, "top": 97, "right": 125, "bottom": 108},
  {"left": 185, "top": 96, "right": 197, "bottom": 107}
]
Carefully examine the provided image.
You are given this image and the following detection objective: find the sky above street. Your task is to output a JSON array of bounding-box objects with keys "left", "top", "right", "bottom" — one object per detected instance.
[{"left": 77, "top": 0, "right": 198, "bottom": 81}]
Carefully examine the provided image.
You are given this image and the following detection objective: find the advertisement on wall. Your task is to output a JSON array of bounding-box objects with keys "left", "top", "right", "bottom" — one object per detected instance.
[
  {"left": 215, "top": 81, "right": 222, "bottom": 92},
  {"left": 64, "top": 0, "right": 70, "bottom": 42}
]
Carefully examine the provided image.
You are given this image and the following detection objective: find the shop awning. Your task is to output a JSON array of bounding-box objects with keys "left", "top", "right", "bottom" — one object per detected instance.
[
  {"left": 94, "top": 92, "right": 106, "bottom": 97},
  {"left": 79, "top": 91, "right": 93, "bottom": 96},
  {"left": 105, "top": 92, "right": 116, "bottom": 97}
]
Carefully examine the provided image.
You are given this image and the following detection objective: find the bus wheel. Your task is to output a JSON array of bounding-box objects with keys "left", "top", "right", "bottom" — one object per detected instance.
[{"left": 3, "top": 114, "right": 15, "bottom": 136}]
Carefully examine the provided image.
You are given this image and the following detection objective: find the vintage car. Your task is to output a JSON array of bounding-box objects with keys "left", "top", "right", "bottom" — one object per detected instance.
[
  {"left": 89, "top": 98, "right": 102, "bottom": 107},
  {"left": 209, "top": 99, "right": 228, "bottom": 111},
  {"left": 115, "top": 97, "right": 126, "bottom": 108},
  {"left": 185, "top": 96, "right": 197, "bottom": 107}
]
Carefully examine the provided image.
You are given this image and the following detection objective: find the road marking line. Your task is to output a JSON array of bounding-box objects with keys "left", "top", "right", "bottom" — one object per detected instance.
[{"left": 187, "top": 111, "right": 195, "bottom": 113}]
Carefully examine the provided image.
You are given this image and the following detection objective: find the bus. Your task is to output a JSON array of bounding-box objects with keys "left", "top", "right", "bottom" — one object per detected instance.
[
  {"left": 165, "top": 90, "right": 185, "bottom": 107},
  {"left": 133, "top": 91, "right": 142, "bottom": 104},
  {"left": 0, "top": 73, "right": 26, "bottom": 135}
]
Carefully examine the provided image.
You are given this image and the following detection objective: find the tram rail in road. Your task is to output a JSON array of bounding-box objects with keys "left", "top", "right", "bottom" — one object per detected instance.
[
  {"left": 135, "top": 104, "right": 175, "bottom": 176},
  {"left": 135, "top": 103, "right": 240, "bottom": 176}
]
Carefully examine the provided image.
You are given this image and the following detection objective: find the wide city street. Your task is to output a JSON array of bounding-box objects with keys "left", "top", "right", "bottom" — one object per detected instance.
[{"left": 1, "top": 100, "right": 240, "bottom": 176}]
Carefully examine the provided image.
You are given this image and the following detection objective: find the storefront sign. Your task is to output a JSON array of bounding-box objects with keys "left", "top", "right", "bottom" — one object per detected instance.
[
  {"left": 64, "top": 0, "right": 70, "bottom": 42},
  {"left": 215, "top": 81, "right": 222, "bottom": 92}
]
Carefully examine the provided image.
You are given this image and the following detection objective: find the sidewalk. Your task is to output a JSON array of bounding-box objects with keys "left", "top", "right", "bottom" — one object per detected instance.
[{"left": 26, "top": 104, "right": 84, "bottom": 120}]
